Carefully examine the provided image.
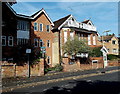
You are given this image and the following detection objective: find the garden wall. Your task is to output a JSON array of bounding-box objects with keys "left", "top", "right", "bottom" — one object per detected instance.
[{"left": 1, "top": 59, "right": 44, "bottom": 78}]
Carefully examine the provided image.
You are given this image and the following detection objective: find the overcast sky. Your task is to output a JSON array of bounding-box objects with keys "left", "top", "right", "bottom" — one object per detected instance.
[{"left": 12, "top": 2, "right": 118, "bottom": 36}]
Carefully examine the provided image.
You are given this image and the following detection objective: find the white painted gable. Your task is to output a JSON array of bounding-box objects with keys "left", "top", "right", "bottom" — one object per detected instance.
[{"left": 62, "top": 15, "right": 79, "bottom": 28}]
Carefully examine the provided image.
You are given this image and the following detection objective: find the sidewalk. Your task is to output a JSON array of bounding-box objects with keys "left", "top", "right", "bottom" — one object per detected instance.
[{"left": 2, "top": 66, "right": 120, "bottom": 92}]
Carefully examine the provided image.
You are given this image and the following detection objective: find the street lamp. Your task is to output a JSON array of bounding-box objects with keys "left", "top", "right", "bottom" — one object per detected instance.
[{"left": 102, "top": 30, "right": 110, "bottom": 68}]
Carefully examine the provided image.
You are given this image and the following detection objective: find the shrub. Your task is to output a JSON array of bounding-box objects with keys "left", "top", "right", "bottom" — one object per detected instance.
[
  {"left": 107, "top": 54, "right": 119, "bottom": 60},
  {"left": 44, "top": 64, "right": 63, "bottom": 73}
]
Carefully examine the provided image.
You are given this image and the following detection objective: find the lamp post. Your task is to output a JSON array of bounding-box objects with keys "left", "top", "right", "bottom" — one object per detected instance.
[{"left": 102, "top": 30, "right": 110, "bottom": 68}]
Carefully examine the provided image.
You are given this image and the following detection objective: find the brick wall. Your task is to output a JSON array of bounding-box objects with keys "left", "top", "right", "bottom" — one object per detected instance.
[
  {"left": 62, "top": 57, "right": 104, "bottom": 72},
  {"left": 1, "top": 59, "right": 44, "bottom": 78}
]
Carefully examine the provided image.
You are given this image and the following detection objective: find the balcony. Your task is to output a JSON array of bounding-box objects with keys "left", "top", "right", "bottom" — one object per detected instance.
[{"left": 79, "top": 23, "right": 97, "bottom": 31}]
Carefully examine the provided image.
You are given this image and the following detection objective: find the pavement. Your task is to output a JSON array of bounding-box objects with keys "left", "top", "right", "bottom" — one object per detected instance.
[{"left": 2, "top": 66, "right": 120, "bottom": 93}]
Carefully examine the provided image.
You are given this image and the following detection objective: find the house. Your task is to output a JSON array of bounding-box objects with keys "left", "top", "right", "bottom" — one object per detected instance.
[
  {"left": 2, "top": 2, "right": 31, "bottom": 63},
  {"left": 30, "top": 8, "right": 59, "bottom": 67},
  {"left": 53, "top": 15, "right": 99, "bottom": 60},
  {"left": 2, "top": 2, "right": 60, "bottom": 67},
  {"left": 98, "top": 34, "right": 119, "bottom": 55}
]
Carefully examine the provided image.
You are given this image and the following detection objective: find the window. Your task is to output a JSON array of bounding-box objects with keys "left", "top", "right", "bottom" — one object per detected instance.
[
  {"left": 17, "top": 20, "right": 29, "bottom": 31},
  {"left": 8, "top": 36, "right": 13, "bottom": 46},
  {"left": 34, "top": 23, "right": 38, "bottom": 31},
  {"left": 112, "top": 40, "right": 116, "bottom": 44},
  {"left": 8, "top": 58, "right": 13, "bottom": 63},
  {"left": 47, "top": 40, "right": 50, "bottom": 47},
  {"left": 2, "top": 58, "right": 6, "bottom": 61},
  {"left": 39, "top": 39, "right": 43, "bottom": 47},
  {"left": 17, "top": 38, "right": 29, "bottom": 45},
  {"left": 88, "top": 35, "right": 91, "bottom": 45},
  {"left": 1, "top": 36, "right": 6, "bottom": 46},
  {"left": 47, "top": 56, "right": 50, "bottom": 64},
  {"left": 105, "top": 40, "right": 109, "bottom": 42},
  {"left": 93, "top": 35, "right": 96, "bottom": 45},
  {"left": 113, "top": 49, "right": 117, "bottom": 53},
  {"left": 39, "top": 23, "right": 43, "bottom": 31},
  {"left": 34, "top": 38, "right": 38, "bottom": 47},
  {"left": 46, "top": 25, "right": 50, "bottom": 32}
]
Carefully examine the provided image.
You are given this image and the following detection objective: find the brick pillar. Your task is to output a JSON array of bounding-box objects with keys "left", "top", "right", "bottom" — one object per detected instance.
[
  {"left": 62, "top": 57, "right": 69, "bottom": 72},
  {"left": 38, "top": 59, "right": 44, "bottom": 76}
]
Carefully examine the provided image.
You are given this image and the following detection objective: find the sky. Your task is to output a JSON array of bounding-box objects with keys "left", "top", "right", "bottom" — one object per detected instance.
[{"left": 12, "top": 2, "right": 118, "bottom": 36}]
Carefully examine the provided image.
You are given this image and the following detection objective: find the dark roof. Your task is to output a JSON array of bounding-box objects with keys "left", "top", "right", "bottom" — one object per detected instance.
[
  {"left": 81, "top": 20, "right": 90, "bottom": 24},
  {"left": 53, "top": 14, "right": 71, "bottom": 30},
  {"left": 101, "top": 35, "right": 114, "bottom": 41}
]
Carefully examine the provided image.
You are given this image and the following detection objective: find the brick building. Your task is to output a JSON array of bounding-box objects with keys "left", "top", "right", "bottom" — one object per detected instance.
[
  {"left": 30, "top": 8, "right": 59, "bottom": 67},
  {"left": 98, "top": 34, "right": 119, "bottom": 55},
  {"left": 2, "top": 2, "right": 31, "bottom": 63},
  {"left": 53, "top": 15, "right": 99, "bottom": 60},
  {"left": 2, "top": 2, "right": 60, "bottom": 67}
]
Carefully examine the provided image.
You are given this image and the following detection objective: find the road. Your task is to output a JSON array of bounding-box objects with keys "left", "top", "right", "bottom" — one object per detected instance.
[{"left": 3, "top": 70, "right": 120, "bottom": 94}]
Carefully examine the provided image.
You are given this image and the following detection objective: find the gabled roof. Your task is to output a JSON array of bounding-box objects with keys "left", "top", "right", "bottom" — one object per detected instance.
[
  {"left": 101, "top": 35, "right": 114, "bottom": 41},
  {"left": 53, "top": 14, "right": 72, "bottom": 30},
  {"left": 5, "top": 3, "right": 54, "bottom": 25},
  {"left": 82, "top": 20, "right": 90, "bottom": 24},
  {"left": 81, "top": 19, "right": 94, "bottom": 26},
  {"left": 31, "top": 8, "right": 54, "bottom": 25}
]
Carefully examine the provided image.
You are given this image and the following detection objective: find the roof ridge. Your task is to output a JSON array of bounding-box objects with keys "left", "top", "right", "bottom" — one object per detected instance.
[{"left": 54, "top": 14, "right": 71, "bottom": 23}]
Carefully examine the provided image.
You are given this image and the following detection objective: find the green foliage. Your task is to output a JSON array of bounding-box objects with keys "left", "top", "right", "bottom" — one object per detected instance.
[
  {"left": 44, "top": 64, "right": 63, "bottom": 73},
  {"left": 62, "top": 36, "right": 91, "bottom": 56},
  {"left": 89, "top": 47, "right": 102, "bottom": 57},
  {"left": 107, "top": 54, "right": 119, "bottom": 60}
]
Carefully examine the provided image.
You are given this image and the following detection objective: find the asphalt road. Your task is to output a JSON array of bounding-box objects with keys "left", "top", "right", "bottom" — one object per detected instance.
[{"left": 3, "top": 71, "right": 120, "bottom": 94}]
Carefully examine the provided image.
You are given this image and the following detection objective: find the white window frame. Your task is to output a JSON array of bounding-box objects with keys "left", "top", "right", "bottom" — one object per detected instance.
[
  {"left": 39, "top": 39, "right": 43, "bottom": 47},
  {"left": 47, "top": 40, "right": 50, "bottom": 48},
  {"left": 113, "top": 49, "right": 117, "bottom": 53},
  {"left": 8, "top": 36, "right": 13, "bottom": 46},
  {"left": 88, "top": 35, "right": 91, "bottom": 45},
  {"left": 46, "top": 25, "right": 50, "bottom": 32},
  {"left": 39, "top": 23, "right": 43, "bottom": 32},
  {"left": 1, "top": 36, "right": 6, "bottom": 46},
  {"left": 34, "top": 38, "right": 38, "bottom": 47},
  {"left": 34, "top": 22, "right": 38, "bottom": 31},
  {"left": 93, "top": 35, "right": 96, "bottom": 45}
]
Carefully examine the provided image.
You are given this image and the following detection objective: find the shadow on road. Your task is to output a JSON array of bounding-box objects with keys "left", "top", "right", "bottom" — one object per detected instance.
[
  {"left": 2, "top": 80, "right": 120, "bottom": 94},
  {"left": 43, "top": 80, "right": 120, "bottom": 94}
]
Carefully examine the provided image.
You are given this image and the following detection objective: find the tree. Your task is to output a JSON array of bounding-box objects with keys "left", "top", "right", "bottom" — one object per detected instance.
[
  {"left": 62, "top": 36, "right": 91, "bottom": 57},
  {"left": 89, "top": 47, "right": 102, "bottom": 57}
]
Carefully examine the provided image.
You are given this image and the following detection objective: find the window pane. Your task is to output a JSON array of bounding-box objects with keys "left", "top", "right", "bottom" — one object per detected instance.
[
  {"left": 40, "top": 24, "right": 43, "bottom": 31},
  {"left": 46, "top": 25, "right": 50, "bottom": 32},
  {"left": 8, "top": 36, "right": 13, "bottom": 46},
  {"left": 47, "top": 40, "right": 50, "bottom": 47},
  {"left": 2, "top": 36, "right": 6, "bottom": 46},
  {"left": 34, "top": 23, "right": 38, "bottom": 31},
  {"left": 39, "top": 40, "right": 43, "bottom": 47},
  {"left": 34, "top": 39, "right": 38, "bottom": 47}
]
